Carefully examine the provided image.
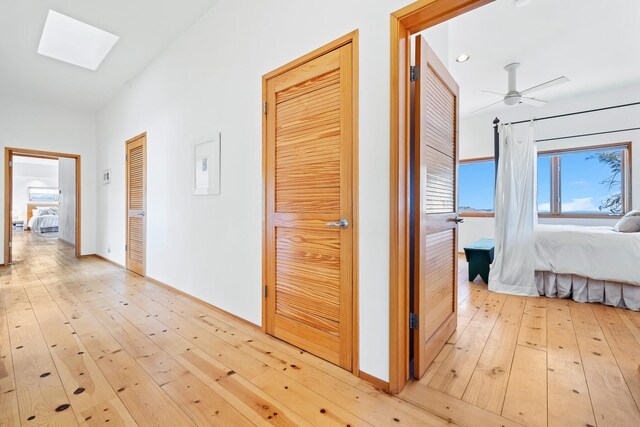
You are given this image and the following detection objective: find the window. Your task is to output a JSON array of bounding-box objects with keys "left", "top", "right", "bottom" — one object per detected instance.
[
  {"left": 459, "top": 159, "right": 494, "bottom": 214},
  {"left": 459, "top": 143, "right": 631, "bottom": 217},
  {"left": 540, "top": 144, "right": 630, "bottom": 216},
  {"left": 537, "top": 156, "right": 552, "bottom": 214},
  {"left": 28, "top": 187, "right": 59, "bottom": 202}
]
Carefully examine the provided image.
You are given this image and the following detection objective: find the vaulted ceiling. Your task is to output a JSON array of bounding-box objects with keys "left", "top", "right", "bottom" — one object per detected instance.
[{"left": 0, "top": 0, "right": 217, "bottom": 110}]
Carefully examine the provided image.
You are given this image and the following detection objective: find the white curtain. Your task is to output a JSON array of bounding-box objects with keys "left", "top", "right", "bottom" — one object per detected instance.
[{"left": 488, "top": 123, "right": 538, "bottom": 296}]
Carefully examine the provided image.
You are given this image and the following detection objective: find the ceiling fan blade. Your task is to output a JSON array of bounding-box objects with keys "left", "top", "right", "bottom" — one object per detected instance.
[
  {"left": 521, "top": 76, "right": 569, "bottom": 96},
  {"left": 480, "top": 90, "right": 507, "bottom": 97},
  {"left": 520, "top": 97, "right": 548, "bottom": 107},
  {"left": 472, "top": 98, "right": 505, "bottom": 114}
]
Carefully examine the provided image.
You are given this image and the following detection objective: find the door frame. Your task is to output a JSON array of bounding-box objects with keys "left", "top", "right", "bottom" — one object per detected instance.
[
  {"left": 4, "top": 147, "right": 82, "bottom": 265},
  {"left": 261, "top": 30, "right": 359, "bottom": 374},
  {"left": 125, "top": 132, "right": 147, "bottom": 276},
  {"left": 389, "top": 0, "right": 493, "bottom": 393}
]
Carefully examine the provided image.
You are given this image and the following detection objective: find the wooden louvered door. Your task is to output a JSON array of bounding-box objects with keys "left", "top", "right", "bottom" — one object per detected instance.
[
  {"left": 264, "top": 41, "right": 355, "bottom": 370},
  {"left": 126, "top": 133, "right": 146, "bottom": 276},
  {"left": 413, "top": 36, "right": 460, "bottom": 378}
]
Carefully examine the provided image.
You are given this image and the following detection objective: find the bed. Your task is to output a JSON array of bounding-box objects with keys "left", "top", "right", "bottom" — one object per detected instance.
[
  {"left": 27, "top": 205, "right": 59, "bottom": 234},
  {"left": 535, "top": 224, "right": 640, "bottom": 311}
]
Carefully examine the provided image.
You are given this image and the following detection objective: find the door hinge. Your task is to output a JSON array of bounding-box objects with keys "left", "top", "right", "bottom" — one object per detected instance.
[
  {"left": 263, "top": 286, "right": 268, "bottom": 298},
  {"left": 410, "top": 65, "right": 419, "bottom": 82},
  {"left": 125, "top": 244, "right": 128, "bottom": 251},
  {"left": 126, "top": 154, "right": 128, "bottom": 161},
  {"left": 8, "top": 241, "right": 12, "bottom": 248},
  {"left": 264, "top": 101, "right": 268, "bottom": 115},
  {"left": 8, "top": 161, "right": 12, "bottom": 167},
  {"left": 409, "top": 312, "right": 419, "bottom": 329}
]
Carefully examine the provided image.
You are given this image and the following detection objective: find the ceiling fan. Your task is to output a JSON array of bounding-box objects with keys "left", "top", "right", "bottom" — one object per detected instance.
[{"left": 473, "top": 63, "right": 569, "bottom": 114}]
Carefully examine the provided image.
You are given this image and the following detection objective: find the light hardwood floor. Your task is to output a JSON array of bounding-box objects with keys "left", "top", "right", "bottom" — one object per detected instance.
[
  {"left": 1, "top": 231, "right": 462, "bottom": 426},
  {"left": 400, "top": 256, "right": 640, "bottom": 427},
  {"left": 2, "top": 233, "right": 639, "bottom": 426}
]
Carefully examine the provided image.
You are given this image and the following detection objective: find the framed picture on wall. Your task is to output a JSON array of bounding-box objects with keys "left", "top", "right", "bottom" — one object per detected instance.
[
  {"left": 193, "top": 133, "right": 221, "bottom": 195},
  {"left": 28, "top": 187, "right": 59, "bottom": 202}
]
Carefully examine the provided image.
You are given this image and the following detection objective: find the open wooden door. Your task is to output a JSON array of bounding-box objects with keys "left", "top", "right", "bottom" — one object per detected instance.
[
  {"left": 264, "top": 39, "right": 356, "bottom": 371},
  {"left": 126, "top": 133, "right": 146, "bottom": 276},
  {"left": 4, "top": 149, "right": 13, "bottom": 265},
  {"left": 412, "top": 35, "right": 460, "bottom": 378}
]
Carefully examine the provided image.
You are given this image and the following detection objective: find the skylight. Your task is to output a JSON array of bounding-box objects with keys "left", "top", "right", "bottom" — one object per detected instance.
[{"left": 37, "top": 10, "right": 119, "bottom": 71}]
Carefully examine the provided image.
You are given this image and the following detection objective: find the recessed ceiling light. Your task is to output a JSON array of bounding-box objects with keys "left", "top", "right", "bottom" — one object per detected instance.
[
  {"left": 456, "top": 54, "right": 470, "bottom": 63},
  {"left": 37, "top": 10, "right": 119, "bottom": 71}
]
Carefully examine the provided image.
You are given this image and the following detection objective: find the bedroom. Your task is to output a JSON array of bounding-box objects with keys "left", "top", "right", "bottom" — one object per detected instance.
[
  {"left": 8, "top": 153, "right": 77, "bottom": 260},
  {"left": 1, "top": 0, "right": 639, "bottom": 426},
  {"left": 399, "top": 0, "right": 640, "bottom": 424}
]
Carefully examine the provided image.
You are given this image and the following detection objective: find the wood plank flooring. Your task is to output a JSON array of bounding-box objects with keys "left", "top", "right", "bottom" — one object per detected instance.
[
  {"left": 2, "top": 231, "right": 457, "bottom": 426},
  {"left": 400, "top": 256, "right": 640, "bottom": 427},
  {"left": 2, "top": 233, "right": 640, "bottom": 426}
]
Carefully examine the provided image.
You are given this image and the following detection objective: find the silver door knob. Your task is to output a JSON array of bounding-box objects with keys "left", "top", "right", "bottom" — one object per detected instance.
[
  {"left": 326, "top": 218, "right": 349, "bottom": 228},
  {"left": 140, "top": 211, "right": 145, "bottom": 217},
  {"left": 452, "top": 217, "right": 464, "bottom": 224}
]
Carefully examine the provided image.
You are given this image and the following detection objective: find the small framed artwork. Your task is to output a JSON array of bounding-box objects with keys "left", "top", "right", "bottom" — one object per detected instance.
[
  {"left": 102, "top": 169, "right": 112, "bottom": 185},
  {"left": 193, "top": 133, "right": 221, "bottom": 195}
]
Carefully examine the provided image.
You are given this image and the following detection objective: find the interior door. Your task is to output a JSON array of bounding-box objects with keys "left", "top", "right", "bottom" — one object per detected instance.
[
  {"left": 264, "top": 42, "right": 355, "bottom": 370},
  {"left": 413, "top": 35, "right": 460, "bottom": 378},
  {"left": 126, "top": 133, "right": 146, "bottom": 276},
  {"left": 4, "top": 149, "right": 13, "bottom": 265}
]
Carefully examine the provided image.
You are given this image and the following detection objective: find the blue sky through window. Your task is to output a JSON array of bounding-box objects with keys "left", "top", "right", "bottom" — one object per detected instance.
[
  {"left": 537, "top": 156, "right": 551, "bottom": 213},
  {"left": 558, "top": 148, "right": 622, "bottom": 214},
  {"left": 459, "top": 147, "right": 625, "bottom": 215},
  {"left": 459, "top": 161, "right": 494, "bottom": 212}
]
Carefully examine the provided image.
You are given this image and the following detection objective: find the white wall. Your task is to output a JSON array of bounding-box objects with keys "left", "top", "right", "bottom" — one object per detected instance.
[
  {"left": 11, "top": 161, "right": 58, "bottom": 224},
  {"left": 58, "top": 157, "right": 76, "bottom": 246},
  {"left": 458, "top": 84, "right": 640, "bottom": 251},
  {"left": 95, "top": 0, "right": 422, "bottom": 381},
  {"left": 1, "top": 94, "right": 97, "bottom": 256}
]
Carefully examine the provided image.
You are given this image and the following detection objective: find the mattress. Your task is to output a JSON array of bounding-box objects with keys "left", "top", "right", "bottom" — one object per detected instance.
[
  {"left": 535, "top": 224, "right": 640, "bottom": 286},
  {"left": 28, "top": 214, "right": 59, "bottom": 233}
]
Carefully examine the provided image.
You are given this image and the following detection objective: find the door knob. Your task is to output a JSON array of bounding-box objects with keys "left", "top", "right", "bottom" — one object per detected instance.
[
  {"left": 326, "top": 218, "right": 349, "bottom": 228},
  {"left": 452, "top": 217, "right": 464, "bottom": 224}
]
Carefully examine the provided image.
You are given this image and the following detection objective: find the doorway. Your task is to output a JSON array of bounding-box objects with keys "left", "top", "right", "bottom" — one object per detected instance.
[
  {"left": 125, "top": 132, "right": 147, "bottom": 277},
  {"left": 3, "top": 148, "right": 81, "bottom": 265},
  {"left": 389, "top": 0, "right": 493, "bottom": 393},
  {"left": 262, "top": 32, "right": 359, "bottom": 372},
  {"left": 410, "top": 34, "right": 461, "bottom": 379}
]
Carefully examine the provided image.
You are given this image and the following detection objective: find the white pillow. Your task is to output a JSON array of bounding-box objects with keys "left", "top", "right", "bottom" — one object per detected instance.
[
  {"left": 37, "top": 207, "right": 54, "bottom": 216},
  {"left": 32, "top": 208, "right": 40, "bottom": 217},
  {"left": 614, "top": 209, "right": 640, "bottom": 233}
]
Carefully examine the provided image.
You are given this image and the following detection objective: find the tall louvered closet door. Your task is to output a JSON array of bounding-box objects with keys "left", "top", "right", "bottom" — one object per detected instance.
[
  {"left": 126, "top": 133, "right": 146, "bottom": 276},
  {"left": 413, "top": 35, "right": 460, "bottom": 378},
  {"left": 264, "top": 41, "right": 355, "bottom": 370}
]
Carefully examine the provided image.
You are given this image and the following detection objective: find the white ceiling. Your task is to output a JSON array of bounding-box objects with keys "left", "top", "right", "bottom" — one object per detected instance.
[
  {"left": 13, "top": 156, "right": 58, "bottom": 166},
  {"left": 13, "top": 156, "right": 59, "bottom": 179},
  {"left": 0, "top": 0, "right": 217, "bottom": 111},
  {"left": 423, "top": 0, "right": 640, "bottom": 117}
]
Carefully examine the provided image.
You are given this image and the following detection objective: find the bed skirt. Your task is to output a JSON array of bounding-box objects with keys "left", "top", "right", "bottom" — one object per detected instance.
[{"left": 535, "top": 271, "right": 640, "bottom": 311}]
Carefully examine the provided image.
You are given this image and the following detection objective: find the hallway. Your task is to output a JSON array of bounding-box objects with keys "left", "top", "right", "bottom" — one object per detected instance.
[{"left": 1, "top": 232, "right": 487, "bottom": 426}]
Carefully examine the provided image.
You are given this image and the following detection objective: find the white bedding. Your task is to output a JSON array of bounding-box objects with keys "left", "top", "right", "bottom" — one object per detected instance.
[
  {"left": 535, "top": 224, "right": 640, "bottom": 286},
  {"left": 28, "top": 214, "right": 59, "bottom": 232}
]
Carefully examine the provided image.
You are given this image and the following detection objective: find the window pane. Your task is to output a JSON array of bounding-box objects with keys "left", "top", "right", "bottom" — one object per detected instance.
[
  {"left": 559, "top": 148, "right": 624, "bottom": 215},
  {"left": 537, "top": 156, "right": 551, "bottom": 213},
  {"left": 459, "top": 161, "right": 494, "bottom": 213}
]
